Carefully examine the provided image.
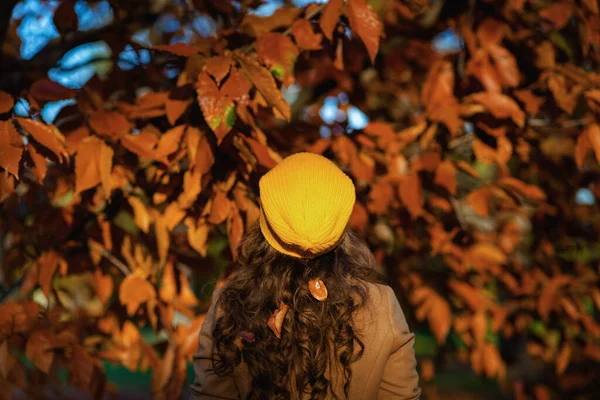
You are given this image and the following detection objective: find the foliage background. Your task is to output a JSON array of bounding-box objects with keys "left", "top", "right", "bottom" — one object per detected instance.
[{"left": 1, "top": 0, "right": 600, "bottom": 399}]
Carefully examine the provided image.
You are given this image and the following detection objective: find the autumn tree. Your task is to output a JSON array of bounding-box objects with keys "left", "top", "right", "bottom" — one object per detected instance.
[{"left": 1, "top": 0, "right": 600, "bottom": 398}]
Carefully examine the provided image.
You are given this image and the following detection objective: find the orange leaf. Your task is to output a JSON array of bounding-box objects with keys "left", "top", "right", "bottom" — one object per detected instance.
[
  {"left": 17, "top": 119, "right": 68, "bottom": 162},
  {"left": 204, "top": 55, "right": 232, "bottom": 85},
  {"left": 119, "top": 274, "right": 157, "bottom": 316},
  {"left": 0, "top": 121, "right": 23, "bottom": 178},
  {"left": 185, "top": 219, "right": 209, "bottom": 257},
  {"left": 267, "top": 302, "right": 289, "bottom": 339},
  {"left": 227, "top": 204, "right": 244, "bottom": 259},
  {"left": 348, "top": 0, "right": 383, "bottom": 63},
  {"left": 245, "top": 137, "right": 278, "bottom": 169},
  {"left": 236, "top": 53, "right": 291, "bottom": 121},
  {"left": 165, "top": 84, "right": 193, "bottom": 125},
  {"left": 469, "top": 92, "right": 525, "bottom": 127},
  {"left": 499, "top": 177, "right": 546, "bottom": 201},
  {"left": 319, "top": 0, "right": 343, "bottom": 40},
  {"left": 399, "top": 173, "right": 423, "bottom": 218},
  {"left": 75, "top": 136, "right": 103, "bottom": 193},
  {"left": 467, "top": 187, "right": 491, "bottom": 217},
  {"left": 159, "top": 262, "right": 177, "bottom": 302},
  {"left": 292, "top": 19, "right": 323, "bottom": 50},
  {"left": 208, "top": 190, "right": 232, "bottom": 224},
  {"left": 488, "top": 44, "right": 519, "bottom": 87},
  {"left": 555, "top": 343, "right": 571, "bottom": 375},
  {"left": 256, "top": 33, "right": 299, "bottom": 87},
  {"left": 220, "top": 70, "right": 252, "bottom": 103},
  {"left": 514, "top": 89, "right": 545, "bottom": 115},
  {"left": 368, "top": 181, "right": 394, "bottom": 215},
  {"left": 99, "top": 141, "right": 113, "bottom": 199},
  {"left": 128, "top": 196, "right": 151, "bottom": 233},
  {"left": 0, "top": 91, "right": 14, "bottom": 113},
  {"left": 177, "top": 169, "right": 202, "bottom": 209},
  {"left": 584, "top": 123, "right": 600, "bottom": 164},
  {"left": 93, "top": 268, "right": 113, "bottom": 305},
  {"left": 178, "top": 273, "right": 199, "bottom": 307},
  {"left": 156, "top": 125, "right": 186, "bottom": 158},
  {"left": 89, "top": 111, "right": 130, "bottom": 138},
  {"left": 155, "top": 214, "right": 170, "bottom": 265},
  {"left": 434, "top": 161, "right": 457, "bottom": 195}
]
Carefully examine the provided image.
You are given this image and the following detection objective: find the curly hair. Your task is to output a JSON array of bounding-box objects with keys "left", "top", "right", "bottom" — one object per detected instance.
[{"left": 211, "top": 222, "right": 383, "bottom": 399}]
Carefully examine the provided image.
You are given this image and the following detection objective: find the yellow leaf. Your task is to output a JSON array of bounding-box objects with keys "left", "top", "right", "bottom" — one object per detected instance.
[{"left": 119, "top": 274, "right": 156, "bottom": 316}]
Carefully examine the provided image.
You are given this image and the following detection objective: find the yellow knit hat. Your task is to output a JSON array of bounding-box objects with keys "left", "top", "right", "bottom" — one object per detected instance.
[{"left": 259, "top": 152, "right": 356, "bottom": 258}]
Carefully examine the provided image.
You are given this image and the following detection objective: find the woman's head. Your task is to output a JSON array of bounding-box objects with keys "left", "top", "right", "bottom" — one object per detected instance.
[{"left": 211, "top": 153, "right": 382, "bottom": 399}]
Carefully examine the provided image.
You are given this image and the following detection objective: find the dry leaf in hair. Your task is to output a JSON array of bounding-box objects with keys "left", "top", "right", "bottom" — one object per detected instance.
[
  {"left": 308, "top": 278, "right": 328, "bottom": 301},
  {"left": 267, "top": 302, "right": 289, "bottom": 339},
  {"left": 240, "top": 330, "right": 255, "bottom": 343}
]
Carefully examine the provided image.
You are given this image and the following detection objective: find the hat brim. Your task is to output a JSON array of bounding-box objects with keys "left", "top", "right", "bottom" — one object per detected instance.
[
  {"left": 259, "top": 207, "right": 310, "bottom": 258},
  {"left": 259, "top": 207, "right": 346, "bottom": 259}
]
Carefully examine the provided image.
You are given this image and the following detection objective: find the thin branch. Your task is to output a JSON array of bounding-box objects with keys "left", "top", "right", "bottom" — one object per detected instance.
[
  {"left": 239, "top": 3, "right": 327, "bottom": 55},
  {"left": 89, "top": 241, "right": 131, "bottom": 276}
]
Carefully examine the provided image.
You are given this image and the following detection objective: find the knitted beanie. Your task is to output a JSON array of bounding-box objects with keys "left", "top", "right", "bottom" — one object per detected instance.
[{"left": 258, "top": 152, "right": 356, "bottom": 258}]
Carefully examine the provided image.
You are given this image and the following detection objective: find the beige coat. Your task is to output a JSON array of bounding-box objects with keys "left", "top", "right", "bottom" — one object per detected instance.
[{"left": 190, "top": 282, "right": 421, "bottom": 399}]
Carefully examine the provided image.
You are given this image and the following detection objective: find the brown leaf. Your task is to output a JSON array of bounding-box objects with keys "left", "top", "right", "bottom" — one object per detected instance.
[
  {"left": 449, "top": 281, "right": 489, "bottom": 311},
  {"left": 245, "top": 137, "right": 278, "bottom": 169},
  {"left": 156, "top": 125, "right": 186, "bottom": 158},
  {"left": 236, "top": 53, "right": 291, "bottom": 121},
  {"left": 37, "top": 250, "right": 67, "bottom": 297},
  {"left": 308, "top": 278, "right": 328, "bottom": 301},
  {"left": 25, "top": 330, "right": 55, "bottom": 374},
  {"left": 256, "top": 33, "right": 299, "bottom": 86},
  {"left": 292, "top": 19, "right": 323, "bottom": 50},
  {"left": 368, "top": 181, "right": 394, "bottom": 215},
  {"left": 548, "top": 74, "right": 580, "bottom": 114},
  {"left": 0, "top": 171, "right": 15, "bottom": 202},
  {"left": 196, "top": 71, "right": 236, "bottom": 142},
  {"left": 422, "top": 60, "right": 455, "bottom": 110},
  {"left": 0, "top": 91, "right": 14, "bottom": 113},
  {"left": 348, "top": 0, "right": 383, "bottom": 63},
  {"left": 469, "top": 92, "right": 525, "bottom": 127},
  {"left": 27, "top": 144, "right": 47, "bottom": 183},
  {"left": 30, "top": 79, "right": 75, "bottom": 102},
  {"left": 17, "top": 119, "right": 68, "bottom": 162},
  {"left": 267, "top": 302, "right": 289, "bottom": 339},
  {"left": 538, "top": 276, "right": 571, "bottom": 320},
  {"left": 399, "top": 173, "right": 423, "bottom": 218},
  {"left": 119, "top": 274, "right": 157, "bottom": 316},
  {"left": 121, "top": 130, "right": 168, "bottom": 164},
  {"left": 320, "top": 0, "right": 343, "bottom": 40},
  {"left": 556, "top": 342, "right": 571, "bottom": 375},
  {"left": 499, "top": 177, "right": 546, "bottom": 201},
  {"left": 476, "top": 18, "right": 506, "bottom": 48},
  {"left": 0, "top": 121, "right": 24, "bottom": 177},
  {"left": 540, "top": 1, "right": 573, "bottom": 29},
  {"left": 220, "top": 70, "right": 252, "bottom": 103},
  {"left": 434, "top": 161, "right": 457, "bottom": 195},
  {"left": 575, "top": 129, "right": 592, "bottom": 167}
]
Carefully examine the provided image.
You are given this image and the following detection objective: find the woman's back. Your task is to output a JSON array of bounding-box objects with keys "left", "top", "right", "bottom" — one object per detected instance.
[
  {"left": 191, "top": 153, "right": 421, "bottom": 399},
  {"left": 191, "top": 280, "right": 421, "bottom": 399}
]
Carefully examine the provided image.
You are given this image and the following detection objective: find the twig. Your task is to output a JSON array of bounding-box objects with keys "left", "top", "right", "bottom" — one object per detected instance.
[{"left": 89, "top": 241, "right": 131, "bottom": 276}]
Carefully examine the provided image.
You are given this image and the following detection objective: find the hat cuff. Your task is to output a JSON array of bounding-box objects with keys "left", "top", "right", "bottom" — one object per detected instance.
[{"left": 259, "top": 208, "right": 345, "bottom": 259}]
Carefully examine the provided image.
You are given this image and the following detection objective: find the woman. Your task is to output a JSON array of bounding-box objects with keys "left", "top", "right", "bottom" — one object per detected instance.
[{"left": 191, "top": 152, "right": 421, "bottom": 399}]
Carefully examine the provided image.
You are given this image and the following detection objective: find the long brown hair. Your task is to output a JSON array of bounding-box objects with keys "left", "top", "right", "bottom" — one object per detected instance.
[{"left": 211, "top": 222, "right": 383, "bottom": 399}]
